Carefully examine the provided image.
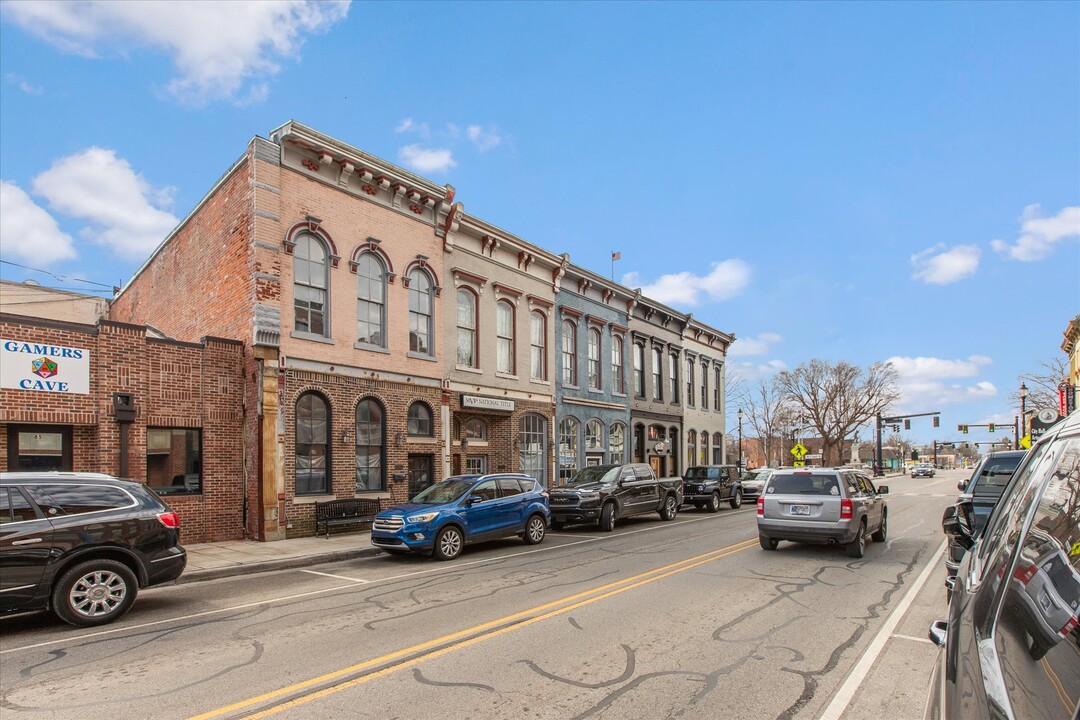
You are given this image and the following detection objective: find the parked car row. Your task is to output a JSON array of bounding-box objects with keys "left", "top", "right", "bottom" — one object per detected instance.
[{"left": 928, "top": 410, "right": 1079, "bottom": 720}]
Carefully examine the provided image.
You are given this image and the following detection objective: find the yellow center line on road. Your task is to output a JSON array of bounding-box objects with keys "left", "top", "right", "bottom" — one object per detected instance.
[{"left": 189, "top": 536, "right": 757, "bottom": 720}]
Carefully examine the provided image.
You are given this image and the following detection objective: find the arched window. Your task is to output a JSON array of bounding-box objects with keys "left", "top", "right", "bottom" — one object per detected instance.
[
  {"left": 562, "top": 320, "right": 578, "bottom": 386},
  {"left": 700, "top": 430, "right": 709, "bottom": 465},
  {"left": 669, "top": 352, "right": 679, "bottom": 403},
  {"left": 670, "top": 426, "right": 679, "bottom": 474},
  {"left": 558, "top": 417, "right": 579, "bottom": 482},
  {"left": 687, "top": 430, "right": 696, "bottom": 469},
  {"left": 712, "top": 432, "right": 723, "bottom": 465},
  {"left": 633, "top": 423, "right": 646, "bottom": 463},
  {"left": 611, "top": 334, "right": 625, "bottom": 394},
  {"left": 530, "top": 311, "right": 547, "bottom": 381},
  {"left": 408, "top": 269, "right": 434, "bottom": 356},
  {"left": 456, "top": 289, "right": 477, "bottom": 367},
  {"left": 356, "top": 252, "right": 386, "bottom": 347},
  {"left": 701, "top": 360, "right": 709, "bottom": 410},
  {"left": 464, "top": 418, "right": 487, "bottom": 440},
  {"left": 407, "top": 401, "right": 433, "bottom": 437},
  {"left": 585, "top": 419, "right": 603, "bottom": 451},
  {"left": 296, "top": 392, "right": 329, "bottom": 494},
  {"left": 294, "top": 234, "right": 328, "bottom": 336},
  {"left": 714, "top": 364, "right": 722, "bottom": 411},
  {"left": 355, "top": 398, "right": 385, "bottom": 491},
  {"left": 633, "top": 343, "right": 645, "bottom": 397},
  {"left": 588, "top": 327, "right": 601, "bottom": 390},
  {"left": 610, "top": 422, "right": 626, "bottom": 464},
  {"left": 497, "top": 300, "right": 515, "bottom": 374},
  {"left": 652, "top": 346, "right": 663, "bottom": 401}
]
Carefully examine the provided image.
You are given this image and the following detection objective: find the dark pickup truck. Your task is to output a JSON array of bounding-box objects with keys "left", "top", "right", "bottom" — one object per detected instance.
[{"left": 549, "top": 463, "right": 684, "bottom": 531}]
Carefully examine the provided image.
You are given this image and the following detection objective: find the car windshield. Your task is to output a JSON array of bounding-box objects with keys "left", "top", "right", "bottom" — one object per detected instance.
[
  {"left": 767, "top": 473, "right": 840, "bottom": 495},
  {"left": 411, "top": 480, "right": 475, "bottom": 504},
  {"left": 685, "top": 467, "right": 721, "bottom": 480},
  {"left": 564, "top": 465, "right": 621, "bottom": 486},
  {"left": 744, "top": 470, "right": 770, "bottom": 483},
  {"left": 970, "top": 455, "right": 1024, "bottom": 494}
]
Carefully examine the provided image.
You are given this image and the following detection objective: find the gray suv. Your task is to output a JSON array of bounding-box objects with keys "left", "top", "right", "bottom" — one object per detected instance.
[{"left": 756, "top": 468, "right": 889, "bottom": 558}]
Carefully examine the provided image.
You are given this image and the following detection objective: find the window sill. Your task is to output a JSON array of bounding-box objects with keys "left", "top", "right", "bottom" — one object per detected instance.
[
  {"left": 587, "top": 388, "right": 604, "bottom": 395},
  {"left": 406, "top": 436, "right": 439, "bottom": 445},
  {"left": 354, "top": 490, "right": 391, "bottom": 499},
  {"left": 354, "top": 342, "right": 390, "bottom": 354},
  {"left": 459, "top": 440, "right": 489, "bottom": 448},
  {"left": 293, "top": 494, "right": 335, "bottom": 505},
  {"left": 564, "top": 384, "right": 580, "bottom": 391},
  {"left": 408, "top": 351, "right": 438, "bottom": 362},
  {"left": 612, "top": 392, "right": 627, "bottom": 399},
  {"left": 529, "top": 378, "right": 550, "bottom": 386},
  {"left": 495, "top": 372, "right": 519, "bottom": 381},
  {"left": 456, "top": 365, "right": 483, "bottom": 374},
  {"left": 291, "top": 331, "right": 335, "bottom": 345}
]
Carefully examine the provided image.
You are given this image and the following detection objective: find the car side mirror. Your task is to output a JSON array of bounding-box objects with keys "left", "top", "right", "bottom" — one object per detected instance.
[
  {"left": 942, "top": 504, "right": 975, "bottom": 550},
  {"left": 468, "top": 495, "right": 484, "bottom": 505},
  {"left": 928, "top": 620, "right": 948, "bottom": 648},
  {"left": 877, "top": 485, "right": 889, "bottom": 495},
  {"left": 957, "top": 480, "right": 966, "bottom": 491}
]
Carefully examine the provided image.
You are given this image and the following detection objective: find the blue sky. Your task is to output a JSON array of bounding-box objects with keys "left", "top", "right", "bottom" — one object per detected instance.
[{"left": 1, "top": 1, "right": 1077, "bottom": 445}]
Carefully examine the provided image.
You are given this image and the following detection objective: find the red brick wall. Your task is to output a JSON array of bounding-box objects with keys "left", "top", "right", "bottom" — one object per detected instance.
[{"left": 1, "top": 316, "right": 246, "bottom": 543}]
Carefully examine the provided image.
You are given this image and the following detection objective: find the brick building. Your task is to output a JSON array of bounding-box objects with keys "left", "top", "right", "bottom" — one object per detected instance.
[{"left": 0, "top": 309, "right": 245, "bottom": 543}]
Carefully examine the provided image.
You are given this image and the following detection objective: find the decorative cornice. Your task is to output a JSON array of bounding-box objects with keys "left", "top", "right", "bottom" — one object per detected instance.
[
  {"left": 527, "top": 294, "right": 554, "bottom": 309},
  {"left": 560, "top": 306, "right": 584, "bottom": 319}
]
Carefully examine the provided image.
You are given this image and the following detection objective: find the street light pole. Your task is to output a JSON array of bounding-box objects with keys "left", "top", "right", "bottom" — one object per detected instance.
[
  {"left": 1019, "top": 382, "right": 1029, "bottom": 446},
  {"left": 737, "top": 408, "right": 743, "bottom": 472}
]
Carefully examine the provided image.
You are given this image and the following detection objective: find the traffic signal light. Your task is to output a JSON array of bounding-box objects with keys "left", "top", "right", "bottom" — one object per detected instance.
[
  {"left": 933, "top": 416, "right": 939, "bottom": 428},
  {"left": 904, "top": 419, "right": 911, "bottom": 430},
  {"left": 961, "top": 424, "right": 969, "bottom": 434},
  {"left": 988, "top": 423, "right": 995, "bottom": 433}
]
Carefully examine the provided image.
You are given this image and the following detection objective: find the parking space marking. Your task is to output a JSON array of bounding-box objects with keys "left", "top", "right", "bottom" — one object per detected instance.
[
  {"left": 300, "top": 570, "right": 369, "bottom": 583},
  {"left": 891, "top": 633, "right": 935, "bottom": 645}
]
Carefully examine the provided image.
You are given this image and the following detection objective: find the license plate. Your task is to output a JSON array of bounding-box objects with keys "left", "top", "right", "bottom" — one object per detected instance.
[{"left": 789, "top": 504, "right": 810, "bottom": 516}]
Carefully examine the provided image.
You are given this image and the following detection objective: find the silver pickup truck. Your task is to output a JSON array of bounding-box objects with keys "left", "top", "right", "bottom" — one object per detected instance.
[{"left": 549, "top": 463, "right": 684, "bottom": 532}]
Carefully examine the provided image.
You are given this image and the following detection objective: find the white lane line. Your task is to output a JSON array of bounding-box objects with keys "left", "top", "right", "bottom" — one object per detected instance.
[
  {"left": 891, "top": 633, "right": 935, "bottom": 645},
  {"left": 300, "top": 570, "right": 370, "bottom": 583},
  {"left": 817, "top": 539, "right": 946, "bottom": 720},
  {"left": 1, "top": 511, "right": 746, "bottom": 655}
]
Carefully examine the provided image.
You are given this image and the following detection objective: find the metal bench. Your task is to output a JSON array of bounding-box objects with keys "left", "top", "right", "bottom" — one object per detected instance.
[{"left": 314, "top": 498, "right": 382, "bottom": 538}]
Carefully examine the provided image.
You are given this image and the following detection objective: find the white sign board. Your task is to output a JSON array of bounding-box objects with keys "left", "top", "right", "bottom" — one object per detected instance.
[
  {"left": 1, "top": 339, "right": 90, "bottom": 394},
  {"left": 462, "top": 394, "right": 515, "bottom": 412}
]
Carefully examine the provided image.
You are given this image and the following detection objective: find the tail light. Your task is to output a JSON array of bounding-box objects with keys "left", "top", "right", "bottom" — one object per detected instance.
[
  {"left": 840, "top": 499, "right": 853, "bottom": 519},
  {"left": 757, "top": 497, "right": 764, "bottom": 516},
  {"left": 1059, "top": 615, "right": 1078, "bottom": 638},
  {"left": 1012, "top": 563, "right": 1037, "bottom": 585},
  {"left": 156, "top": 512, "right": 180, "bottom": 528}
]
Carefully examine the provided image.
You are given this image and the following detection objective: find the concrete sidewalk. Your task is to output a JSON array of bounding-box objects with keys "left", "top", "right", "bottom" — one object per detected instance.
[{"left": 180, "top": 470, "right": 909, "bottom": 585}]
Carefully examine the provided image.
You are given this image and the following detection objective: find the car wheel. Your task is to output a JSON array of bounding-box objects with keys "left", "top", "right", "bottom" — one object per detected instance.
[
  {"left": 759, "top": 534, "right": 778, "bottom": 551},
  {"left": 433, "top": 526, "right": 464, "bottom": 560},
  {"left": 599, "top": 502, "right": 616, "bottom": 532},
  {"left": 729, "top": 490, "right": 743, "bottom": 510},
  {"left": 551, "top": 521, "right": 564, "bottom": 531},
  {"left": 871, "top": 511, "right": 888, "bottom": 542},
  {"left": 847, "top": 521, "right": 867, "bottom": 559},
  {"left": 706, "top": 493, "right": 721, "bottom": 513},
  {"left": 660, "top": 494, "right": 679, "bottom": 521},
  {"left": 523, "top": 514, "right": 546, "bottom": 545},
  {"left": 52, "top": 559, "right": 138, "bottom": 627}
]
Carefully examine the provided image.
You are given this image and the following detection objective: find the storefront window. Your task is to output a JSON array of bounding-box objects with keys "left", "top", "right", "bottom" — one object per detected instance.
[
  {"left": 356, "top": 398, "right": 385, "bottom": 491},
  {"left": 559, "top": 417, "right": 579, "bottom": 483},
  {"left": 296, "top": 392, "right": 329, "bottom": 495},
  {"left": 147, "top": 428, "right": 202, "bottom": 495}
]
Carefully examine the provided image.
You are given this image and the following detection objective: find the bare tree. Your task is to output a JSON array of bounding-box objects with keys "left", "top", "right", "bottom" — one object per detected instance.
[
  {"left": 775, "top": 359, "right": 900, "bottom": 466},
  {"left": 886, "top": 433, "right": 914, "bottom": 472},
  {"left": 1017, "top": 357, "right": 1069, "bottom": 413},
  {"left": 739, "top": 378, "right": 799, "bottom": 467}
]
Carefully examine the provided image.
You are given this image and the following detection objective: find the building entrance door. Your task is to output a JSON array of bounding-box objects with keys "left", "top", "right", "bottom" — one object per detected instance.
[
  {"left": 518, "top": 414, "right": 548, "bottom": 486},
  {"left": 408, "top": 455, "right": 434, "bottom": 497},
  {"left": 649, "top": 455, "right": 661, "bottom": 477},
  {"left": 7, "top": 425, "right": 72, "bottom": 471}
]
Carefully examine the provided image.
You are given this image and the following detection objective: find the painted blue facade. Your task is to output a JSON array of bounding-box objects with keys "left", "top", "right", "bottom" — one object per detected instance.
[{"left": 554, "top": 268, "right": 634, "bottom": 484}]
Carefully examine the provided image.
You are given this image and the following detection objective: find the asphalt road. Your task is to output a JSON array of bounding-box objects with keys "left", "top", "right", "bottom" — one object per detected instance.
[{"left": 0, "top": 471, "right": 964, "bottom": 720}]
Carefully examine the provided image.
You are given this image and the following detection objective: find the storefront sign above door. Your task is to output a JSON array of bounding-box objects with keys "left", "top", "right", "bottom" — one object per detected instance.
[
  {"left": 1, "top": 339, "right": 90, "bottom": 394},
  {"left": 462, "top": 395, "right": 515, "bottom": 412}
]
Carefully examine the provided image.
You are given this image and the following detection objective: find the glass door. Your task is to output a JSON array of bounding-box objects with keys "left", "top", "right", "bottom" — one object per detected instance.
[{"left": 518, "top": 414, "right": 548, "bottom": 486}]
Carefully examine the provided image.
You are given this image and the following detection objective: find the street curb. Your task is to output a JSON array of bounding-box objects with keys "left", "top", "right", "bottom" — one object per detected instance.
[{"left": 177, "top": 546, "right": 385, "bottom": 585}]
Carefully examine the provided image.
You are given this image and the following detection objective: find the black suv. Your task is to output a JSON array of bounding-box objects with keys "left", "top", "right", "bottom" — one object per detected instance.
[
  {"left": 928, "top": 411, "right": 1079, "bottom": 719},
  {"left": 0, "top": 472, "right": 187, "bottom": 626},
  {"left": 682, "top": 465, "right": 743, "bottom": 511}
]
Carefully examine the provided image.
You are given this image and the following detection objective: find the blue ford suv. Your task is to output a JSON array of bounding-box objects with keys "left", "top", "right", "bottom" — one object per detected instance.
[{"left": 370, "top": 474, "right": 550, "bottom": 560}]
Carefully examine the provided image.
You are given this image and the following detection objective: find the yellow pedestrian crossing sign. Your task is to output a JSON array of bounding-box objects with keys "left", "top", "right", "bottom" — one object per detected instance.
[
  {"left": 791, "top": 443, "right": 808, "bottom": 459},
  {"left": 793, "top": 460, "right": 806, "bottom": 468},
  {"left": 1020, "top": 434, "right": 1032, "bottom": 450}
]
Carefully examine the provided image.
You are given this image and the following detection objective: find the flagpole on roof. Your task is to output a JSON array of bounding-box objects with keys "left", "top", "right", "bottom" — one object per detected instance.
[{"left": 611, "top": 250, "right": 620, "bottom": 279}]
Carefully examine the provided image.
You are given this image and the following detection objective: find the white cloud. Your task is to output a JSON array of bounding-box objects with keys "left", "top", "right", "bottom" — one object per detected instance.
[
  {"left": 397, "top": 145, "right": 456, "bottom": 174},
  {"left": 395, "top": 118, "right": 430, "bottom": 138},
  {"left": 727, "top": 359, "right": 788, "bottom": 384},
  {"left": 886, "top": 354, "right": 997, "bottom": 411},
  {"left": 467, "top": 125, "right": 502, "bottom": 152},
  {"left": 886, "top": 355, "right": 992, "bottom": 382},
  {"left": 729, "top": 332, "right": 783, "bottom": 358},
  {"left": 621, "top": 259, "right": 751, "bottom": 307},
  {"left": 30, "top": 147, "right": 179, "bottom": 258},
  {"left": 991, "top": 204, "right": 1080, "bottom": 261},
  {"left": 0, "top": 180, "right": 77, "bottom": 264},
  {"left": 5, "top": 73, "right": 43, "bottom": 95},
  {"left": 0, "top": 1, "right": 350, "bottom": 105},
  {"left": 910, "top": 243, "right": 981, "bottom": 285}
]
